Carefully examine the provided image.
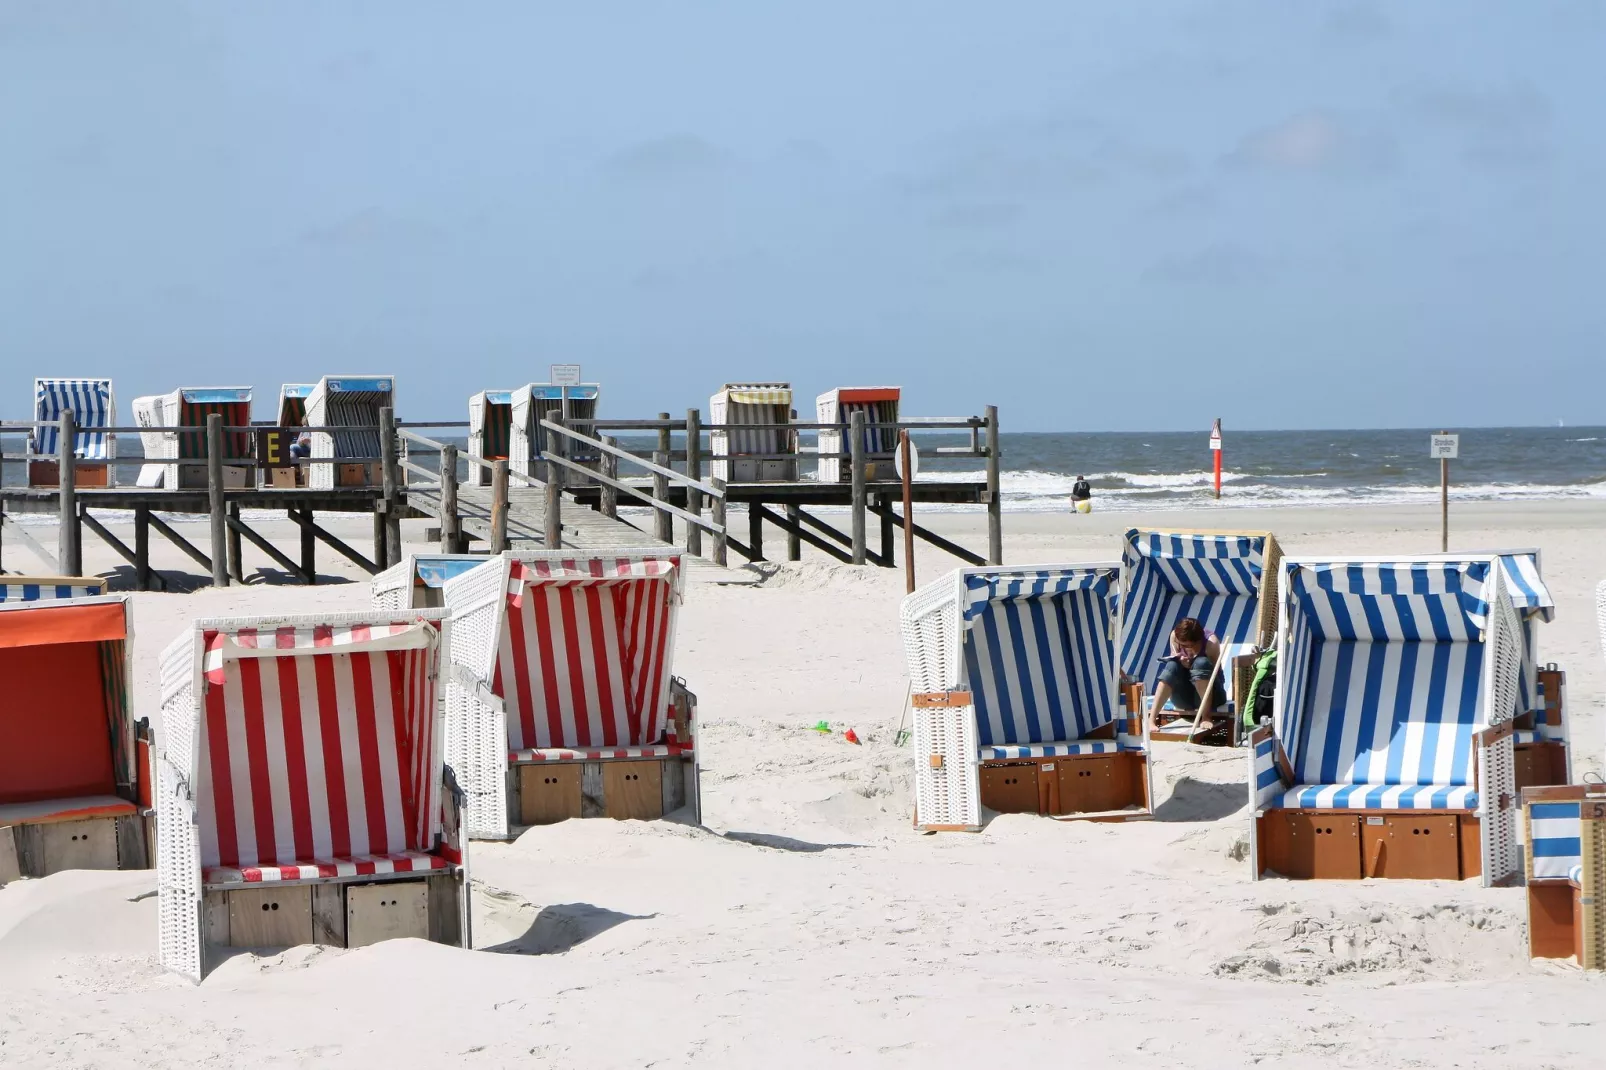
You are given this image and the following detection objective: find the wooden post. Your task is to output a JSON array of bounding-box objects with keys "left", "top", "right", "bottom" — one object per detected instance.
[
  {"left": 206, "top": 413, "right": 228, "bottom": 587},
  {"left": 543, "top": 414, "right": 562, "bottom": 550},
  {"left": 379, "top": 407, "right": 401, "bottom": 567},
  {"left": 1440, "top": 429, "right": 1449, "bottom": 553},
  {"left": 492, "top": 459, "right": 510, "bottom": 554},
  {"left": 748, "top": 499, "right": 764, "bottom": 562},
  {"left": 655, "top": 413, "right": 673, "bottom": 544},
  {"left": 298, "top": 507, "right": 316, "bottom": 584},
  {"left": 850, "top": 409, "right": 867, "bottom": 565},
  {"left": 985, "top": 404, "right": 1002, "bottom": 566},
  {"left": 710, "top": 476, "right": 728, "bottom": 566},
  {"left": 439, "top": 444, "right": 460, "bottom": 554},
  {"left": 879, "top": 497, "right": 894, "bottom": 570},
  {"left": 227, "top": 502, "right": 244, "bottom": 583},
  {"left": 900, "top": 430, "right": 916, "bottom": 594},
  {"left": 134, "top": 505, "right": 151, "bottom": 591},
  {"left": 600, "top": 435, "right": 618, "bottom": 519},
  {"left": 373, "top": 511, "right": 387, "bottom": 571},
  {"left": 685, "top": 408, "right": 703, "bottom": 556},
  {"left": 57, "top": 410, "right": 80, "bottom": 576},
  {"left": 785, "top": 504, "right": 801, "bottom": 561}
]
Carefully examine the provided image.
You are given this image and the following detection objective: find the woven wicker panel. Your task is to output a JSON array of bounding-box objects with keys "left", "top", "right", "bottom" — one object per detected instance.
[
  {"left": 1581, "top": 804, "right": 1606, "bottom": 969},
  {"left": 913, "top": 703, "right": 979, "bottom": 830},
  {"left": 156, "top": 754, "right": 203, "bottom": 981}
]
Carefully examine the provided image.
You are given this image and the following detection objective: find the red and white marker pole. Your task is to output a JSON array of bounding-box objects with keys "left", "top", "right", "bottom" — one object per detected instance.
[{"left": 1210, "top": 418, "right": 1223, "bottom": 500}]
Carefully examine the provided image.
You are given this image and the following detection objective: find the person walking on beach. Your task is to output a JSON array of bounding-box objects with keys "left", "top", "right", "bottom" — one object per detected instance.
[
  {"left": 1145, "top": 618, "right": 1225, "bottom": 735},
  {"left": 1070, "top": 474, "right": 1092, "bottom": 514}
]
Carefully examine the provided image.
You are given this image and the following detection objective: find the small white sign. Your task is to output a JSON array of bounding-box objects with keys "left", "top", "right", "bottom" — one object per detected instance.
[
  {"left": 894, "top": 441, "right": 920, "bottom": 481},
  {"left": 550, "top": 364, "right": 582, "bottom": 387},
  {"left": 1209, "top": 436, "right": 1222, "bottom": 452},
  {"left": 1430, "top": 434, "right": 1460, "bottom": 460}
]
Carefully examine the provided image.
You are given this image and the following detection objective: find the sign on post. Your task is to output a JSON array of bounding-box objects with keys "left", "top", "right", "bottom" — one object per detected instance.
[
  {"left": 1209, "top": 418, "right": 1223, "bottom": 499},
  {"left": 1431, "top": 431, "right": 1458, "bottom": 552},
  {"left": 1429, "top": 434, "right": 1459, "bottom": 459},
  {"left": 549, "top": 364, "right": 582, "bottom": 387}
]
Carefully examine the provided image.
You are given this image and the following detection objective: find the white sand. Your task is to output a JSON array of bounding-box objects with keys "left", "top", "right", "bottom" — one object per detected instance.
[{"left": 2, "top": 500, "right": 1604, "bottom": 1067}]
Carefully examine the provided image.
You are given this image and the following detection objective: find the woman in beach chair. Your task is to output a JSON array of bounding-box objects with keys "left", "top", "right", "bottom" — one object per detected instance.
[
  {"left": 900, "top": 563, "right": 1151, "bottom": 830},
  {"left": 155, "top": 610, "right": 469, "bottom": 982},
  {"left": 0, "top": 594, "right": 151, "bottom": 881},
  {"left": 1119, "top": 529, "right": 1282, "bottom": 746},
  {"left": 1247, "top": 555, "right": 1525, "bottom": 885},
  {"left": 439, "top": 551, "right": 699, "bottom": 839}
]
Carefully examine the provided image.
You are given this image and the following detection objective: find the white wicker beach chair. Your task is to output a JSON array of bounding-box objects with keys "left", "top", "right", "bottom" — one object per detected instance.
[
  {"left": 0, "top": 595, "right": 150, "bottom": 882},
  {"left": 1119, "top": 529, "right": 1282, "bottom": 745},
  {"left": 305, "top": 375, "right": 394, "bottom": 490},
  {"left": 508, "top": 383, "right": 602, "bottom": 485},
  {"left": 709, "top": 383, "right": 795, "bottom": 482},
  {"left": 439, "top": 550, "right": 698, "bottom": 839},
  {"left": 128, "top": 387, "right": 254, "bottom": 490},
  {"left": 900, "top": 563, "right": 1149, "bottom": 831},
  {"left": 1247, "top": 555, "right": 1526, "bottom": 885},
  {"left": 467, "top": 390, "right": 514, "bottom": 487},
  {"left": 30, "top": 377, "right": 116, "bottom": 487},
  {"left": 372, "top": 553, "right": 492, "bottom": 612},
  {"left": 155, "top": 609, "right": 469, "bottom": 982}
]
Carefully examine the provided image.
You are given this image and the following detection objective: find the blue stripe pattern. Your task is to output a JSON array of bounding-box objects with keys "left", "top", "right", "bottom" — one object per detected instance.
[
  {"left": 0, "top": 582, "right": 104, "bottom": 602},
  {"left": 1529, "top": 800, "right": 1581, "bottom": 880},
  {"left": 962, "top": 568, "right": 1120, "bottom": 748},
  {"left": 1119, "top": 530, "right": 1265, "bottom": 690},
  {"left": 35, "top": 379, "right": 113, "bottom": 459}
]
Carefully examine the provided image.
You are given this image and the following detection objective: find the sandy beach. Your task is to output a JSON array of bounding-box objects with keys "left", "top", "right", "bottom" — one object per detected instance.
[{"left": 2, "top": 499, "right": 1604, "bottom": 1068}]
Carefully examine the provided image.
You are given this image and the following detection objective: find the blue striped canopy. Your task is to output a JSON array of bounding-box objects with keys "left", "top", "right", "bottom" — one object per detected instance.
[
  {"left": 1286, "top": 561, "right": 1491, "bottom": 641},
  {"left": 34, "top": 378, "right": 113, "bottom": 459},
  {"left": 1497, "top": 553, "right": 1554, "bottom": 623},
  {"left": 1119, "top": 530, "right": 1266, "bottom": 691},
  {"left": 961, "top": 567, "right": 1120, "bottom": 746},
  {"left": 0, "top": 581, "right": 106, "bottom": 602}
]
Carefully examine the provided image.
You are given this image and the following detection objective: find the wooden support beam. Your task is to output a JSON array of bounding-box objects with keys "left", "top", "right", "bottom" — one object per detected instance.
[
  {"left": 785, "top": 503, "right": 801, "bottom": 561},
  {"left": 710, "top": 476, "right": 728, "bottom": 566},
  {"left": 206, "top": 413, "right": 228, "bottom": 587},
  {"left": 287, "top": 508, "right": 376, "bottom": 574},
  {"left": 792, "top": 504, "right": 892, "bottom": 567},
  {"left": 492, "top": 459, "right": 510, "bottom": 553},
  {"left": 295, "top": 508, "right": 316, "bottom": 584},
  {"left": 439, "top": 444, "right": 461, "bottom": 554},
  {"left": 869, "top": 503, "right": 986, "bottom": 567},
  {"left": 849, "top": 410, "right": 867, "bottom": 565},
  {"left": 985, "top": 404, "right": 1002, "bottom": 566},
  {"left": 685, "top": 409, "right": 703, "bottom": 556},
  {"left": 58, "top": 410, "right": 80, "bottom": 575},
  {"left": 146, "top": 511, "right": 213, "bottom": 573},
  {"left": 379, "top": 407, "right": 401, "bottom": 566},
  {"left": 747, "top": 502, "right": 764, "bottom": 562},
  {"left": 754, "top": 504, "right": 852, "bottom": 564},
  {"left": 599, "top": 436, "right": 618, "bottom": 520},
  {"left": 654, "top": 414, "right": 673, "bottom": 544},
  {"left": 79, "top": 510, "right": 138, "bottom": 569},
  {"left": 134, "top": 505, "right": 152, "bottom": 591},
  {"left": 879, "top": 496, "right": 895, "bottom": 568},
  {"left": 2, "top": 512, "right": 61, "bottom": 572},
  {"left": 227, "top": 502, "right": 244, "bottom": 583},
  {"left": 228, "top": 512, "right": 309, "bottom": 583}
]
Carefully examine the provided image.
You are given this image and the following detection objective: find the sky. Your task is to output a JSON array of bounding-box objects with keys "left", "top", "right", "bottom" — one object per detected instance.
[{"left": 1, "top": 1, "right": 1602, "bottom": 431}]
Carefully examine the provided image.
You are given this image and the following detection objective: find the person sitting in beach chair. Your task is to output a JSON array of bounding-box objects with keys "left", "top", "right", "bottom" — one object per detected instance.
[{"left": 1146, "top": 618, "right": 1227, "bottom": 736}]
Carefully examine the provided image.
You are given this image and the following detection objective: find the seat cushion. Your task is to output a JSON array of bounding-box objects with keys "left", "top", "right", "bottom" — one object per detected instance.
[
  {"left": 204, "top": 850, "right": 451, "bottom": 886},
  {"left": 1270, "top": 784, "right": 1478, "bottom": 810},
  {"left": 980, "top": 740, "right": 1121, "bottom": 760},
  {"left": 1512, "top": 729, "right": 1539, "bottom": 745},
  {"left": 0, "top": 794, "right": 137, "bottom": 825},
  {"left": 509, "top": 742, "right": 691, "bottom": 763}
]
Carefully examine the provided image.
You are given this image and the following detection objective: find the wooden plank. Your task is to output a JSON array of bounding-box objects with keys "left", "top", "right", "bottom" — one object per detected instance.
[
  {"left": 115, "top": 813, "right": 148, "bottom": 870},
  {"left": 580, "top": 763, "right": 606, "bottom": 818},
  {"left": 755, "top": 504, "right": 852, "bottom": 564},
  {"left": 661, "top": 757, "right": 687, "bottom": 816},
  {"left": 204, "top": 889, "right": 231, "bottom": 947},
  {"left": 346, "top": 881, "right": 429, "bottom": 948},
  {"left": 286, "top": 509, "right": 377, "bottom": 574},
  {"left": 41, "top": 817, "right": 119, "bottom": 872},
  {"left": 517, "top": 764, "right": 583, "bottom": 825},
  {"left": 869, "top": 504, "right": 985, "bottom": 567},
  {"left": 0, "top": 827, "right": 20, "bottom": 884},
  {"left": 604, "top": 761, "right": 664, "bottom": 820},
  {"left": 312, "top": 883, "right": 346, "bottom": 946},
  {"left": 228, "top": 512, "right": 310, "bottom": 583},
  {"left": 147, "top": 511, "right": 213, "bottom": 572},
  {"left": 427, "top": 872, "right": 462, "bottom": 946},
  {"left": 227, "top": 886, "right": 314, "bottom": 947}
]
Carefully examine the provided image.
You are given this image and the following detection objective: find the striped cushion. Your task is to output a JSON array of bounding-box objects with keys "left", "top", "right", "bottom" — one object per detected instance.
[
  {"left": 1529, "top": 800, "right": 1581, "bottom": 880},
  {"left": 198, "top": 642, "right": 439, "bottom": 871},
  {"left": 980, "top": 740, "right": 1120, "bottom": 759},
  {"left": 1271, "top": 784, "right": 1478, "bottom": 810},
  {"left": 510, "top": 743, "right": 689, "bottom": 762},
  {"left": 204, "top": 850, "right": 449, "bottom": 886}
]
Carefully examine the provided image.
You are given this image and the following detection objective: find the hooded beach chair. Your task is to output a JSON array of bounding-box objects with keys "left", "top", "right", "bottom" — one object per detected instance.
[
  {"left": 1118, "top": 529, "right": 1282, "bottom": 744},
  {"left": 900, "top": 563, "right": 1149, "bottom": 831},
  {"left": 510, "top": 383, "right": 602, "bottom": 485},
  {"left": 1521, "top": 782, "right": 1606, "bottom": 968},
  {"left": 372, "top": 553, "right": 493, "bottom": 611},
  {"left": 305, "top": 375, "right": 394, "bottom": 490},
  {"left": 439, "top": 551, "right": 698, "bottom": 839},
  {"left": 154, "top": 609, "right": 469, "bottom": 982},
  {"left": 30, "top": 377, "right": 116, "bottom": 487},
  {"left": 1491, "top": 552, "right": 1568, "bottom": 790},
  {"left": 1247, "top": 555, "right": 1526, "bottom": 885},
  {"left": 816, "top": 387, "right": 901, "bottom": 482},
  {"left": 709, "top": 383, "right": 796, "bottom": 482},
  {"left": 0, "top": 595, "right": 151, "bottom": 882},
  {"left": 129, "top": 387, "right": 255, "bottom": 490},
  {"left": 468, "top": 389, "right": 516, "bottom": 487},
  {"left": 263, "top": 384, "right": 315, "bottom": 487}
]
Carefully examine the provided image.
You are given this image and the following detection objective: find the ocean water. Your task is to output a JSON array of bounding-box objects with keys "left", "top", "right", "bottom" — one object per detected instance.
[{"left": 6, "top": 426, "right": 1603, "bottom": 518}]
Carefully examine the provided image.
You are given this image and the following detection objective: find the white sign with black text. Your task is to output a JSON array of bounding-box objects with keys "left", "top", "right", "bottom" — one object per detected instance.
[
  {"left": 550, "top": 364, "right": 582, "bottom": 387},
  {"left": 1429, "top": 434, "right": 1459, "bottom": 460}
]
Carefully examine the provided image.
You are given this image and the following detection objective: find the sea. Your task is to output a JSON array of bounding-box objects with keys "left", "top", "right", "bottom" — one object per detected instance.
[{"left": 7, "top": 426, "right": 1604, "bottom": 518}]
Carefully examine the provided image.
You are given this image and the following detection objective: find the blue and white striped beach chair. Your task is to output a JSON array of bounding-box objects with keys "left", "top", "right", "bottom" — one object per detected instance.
[
  {"left": 1119, "top": 529, "right": 1282, "bottom": 743},
  {"left": 1521, "top": 783, "right": 1606, "bottom": 967},
  {"left": 29, "top": 377, "right": 116, "bottom": 487},
  {"left": 1248, "top": 555, "right": 1526, "bottom": 885},
  {"left": 1490, "top": 552, "right": 1569, "bottom": 788},
  {"left": 901, "top": 563, "right": 1149, "bottom": 830},
  {"left": 0, "top": 576, "right": 107, "bottom": 603}
]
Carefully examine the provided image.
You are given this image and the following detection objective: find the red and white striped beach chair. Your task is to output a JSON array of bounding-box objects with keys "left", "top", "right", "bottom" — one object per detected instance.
[
  {"left": 440, "top": 551, "right": 699, "bottom": 839},
  {"left": 155, "top": 610, "right": 469, "bottom": 982},
  {"left": 0, "top": 594, "right": 150, "bottom": 882},
  {"left": 371, "top": 553, "right": 494, "bottom": 612}
]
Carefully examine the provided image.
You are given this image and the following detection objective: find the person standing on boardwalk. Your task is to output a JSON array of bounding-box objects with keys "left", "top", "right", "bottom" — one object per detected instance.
[{"left": 1070, "top": 474, "right": 1092, "bottom": 514}]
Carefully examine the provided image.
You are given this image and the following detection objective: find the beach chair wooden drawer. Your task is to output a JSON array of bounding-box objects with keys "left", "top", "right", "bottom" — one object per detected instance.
[
  {"left": 603, "top": 761, "right": 664, "bottom": 821},
  {"left": 38, "top": 818, "right": 119, "bottom": 873},
  {"left": 1259, "top": 812, "right": 1361, "bottom": 880},
  {"left": 1515, "top": 742, "right": 1569, "bottom": 792},
  {"left": 1055, "top": 755, "right": 1131, "bottom": 815},
  {"left": 518, "top": 765, "right": 584, "bottom": 825},
  {"left": 979, "top": 762, "right": 1041, "bottom": 815},
  {"left": 226, "top": 887, "right": 316, "bottom": 948},
  {"left": 1361, "top": 814, "right": 1461, "bottom": 880},
  {"left": 27, "top": 460, "right": 111, "bottom": 488},
  {"left": 346, "top": 881, "right": 430, "bottom": 948}
]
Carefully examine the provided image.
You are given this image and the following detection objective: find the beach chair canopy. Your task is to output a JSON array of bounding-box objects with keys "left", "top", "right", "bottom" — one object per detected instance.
[
  {"left": 469, "top": 390, "right": 515, "bottom": 462},
  {"left": 0, "top": 576, "right": 107, "bottom": 603},
  {"left": 162, "top": 613, "right": 447, "bottom": 884},
  {"left": 0, "top": 597, "right": 133, "bottom": 822},
  {"left": 1270, "top": 558, "right": 1519, "bottom": 810},
  {"left": 1493, "top": 552, "right": 1555, "bottom": 720},
  {"left": 819, "top": 387, "right": 900, "bottom": 453},
  {"left": 1119, "top": 530, "right": 1277, "bottom": 698},
  {"left": 371, "top": 553, "right": 489, "bottom": 611},
  {"left": 278, "top": 383, "right": 314, "bottom": 426},
  {"left": 306, "top": 375, "right": 393, "bottom": 457},
  {"left": 711, "top": 383, "right": 792, "bottom": 457},
  {"left": 510, "top": 384, "right": 601, "bottom": 466},
  {"left": 34, "top": 377, "right": 115, "bottom": 460}
]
